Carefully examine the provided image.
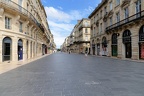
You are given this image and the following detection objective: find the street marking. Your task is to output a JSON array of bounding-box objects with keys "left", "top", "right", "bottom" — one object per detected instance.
[{"left": 85, "top": 81, "right": 101, "bottom": 85}]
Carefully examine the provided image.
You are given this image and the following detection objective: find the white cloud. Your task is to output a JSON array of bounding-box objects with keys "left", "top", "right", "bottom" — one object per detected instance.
[
  {"left": 45, "top": 6, "right": 84, "bottom": 48},
  {"left": 48, "top": 20, "right": 74, "bottom": 32},
  {"left": 45, "top": 7, "right": 83, "bottom": 23},
  {"left": 85, "top": 6, "right": 94, "bottom": 13},
  {"left": 58, "top": 6, "right": 63, "bottom": 10}
]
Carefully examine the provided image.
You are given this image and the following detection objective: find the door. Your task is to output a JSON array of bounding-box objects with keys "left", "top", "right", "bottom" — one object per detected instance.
[
  {"left": 3, "top": 37, "right": 12, "bottom": 61},
  {"left": 125, "top": 43, "right": 132, "bottom": 58},
  {"left": 18, "top": 46, "right": 23, "bottom": 60},
  {"left": 97, "top": 44, "right": 100, "bottom": 55},
  {"left": 112, "top": 45, "right": 117, "bottom": 56},
  {"left": 92, "top": 45, "right": 95, "bottom": 55},
  {"left": 3, "top": 43, "right": 11, "bottom": 61}
]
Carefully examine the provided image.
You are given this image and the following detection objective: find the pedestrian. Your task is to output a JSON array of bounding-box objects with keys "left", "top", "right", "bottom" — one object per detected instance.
[{"left": 85, "top": 51, "right": 87, "bottom": 57}]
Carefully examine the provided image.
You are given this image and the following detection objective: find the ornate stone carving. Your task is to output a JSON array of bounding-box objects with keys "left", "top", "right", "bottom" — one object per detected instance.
[
  {"left": 96, "top": 20, "right": 99, "bottom": 27},
  {"left": 121, "top": 0, "right": 131, "bottom": 8}
]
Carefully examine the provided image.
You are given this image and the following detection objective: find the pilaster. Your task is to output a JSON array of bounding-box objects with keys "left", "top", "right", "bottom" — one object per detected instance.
[
  {"left": 12, "top": 37, "right": 18, "bottom": 62},
  {"left": 0, "top": 34, "right": 2, "bottom": 63},
  {"left": 117, "top": 33, "right": 123, "bottom": 58},
  {"left": 23, "top": 39, "right": 27, "bottom": 61},
  {"left": 131, "top": 26, "right": 139, "bottom": 60}
]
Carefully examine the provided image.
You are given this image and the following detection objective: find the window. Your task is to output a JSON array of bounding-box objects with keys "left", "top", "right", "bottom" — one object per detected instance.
[
  {"left": 116, "top": 0, "right": 120, "bottom": 6},
  {"left": 5, "top": 17, "right": 11, "bottom": 29},
  {"left": 110, "top": 17, "right": 113, "bottom": 26},
  {"left": 18, "top": 0, "right": 23, "bottom": 11},
  {"left": 6, "top": 0, "right": 11, "bottom": 2},
  {"left": 85, "top": 36, "right": 88, "bottom": 41},
  {"left": 116, "top": 12, "right": 120, "bottom": 22},
  {"left": 100, "top": 23, "right": 102, "bottom": 33},
  {"left": 124, "top": 7, "right": 129, "bottom": 22},
  {"left": 136, "top": 0, "right": 141, "bottom": 13},
  {"left": 136, "top": 0, "right": 141, "bottom": 18},
  {"left": 19, "top": 22, "right": 23, "bottom": 32},
  {"left": 85, "top": 28, "right": 88, "bottom": 33},
  {"left": 110, "top": 2, "right": 113, "bottom": 11},
  {"left": 104, "top": 21, "right": 107, "bottom": 29},
  {"left": 104, "top": 6, "right": 107, "bottom": 15},
  {"left": 100, "top": 10, "right": 103, "bottom": 18},
  {"left": 124, "top": 7, "right": 129, "bottom": 19},
  {"left": 93, "top": 27, "right": 95, "bottom": 36},
  {"left": 95, "top": 15, "right": 97, "bottom": 21},
  {"left": 97, "top": 14, "right": 99, "bottom": 20}
]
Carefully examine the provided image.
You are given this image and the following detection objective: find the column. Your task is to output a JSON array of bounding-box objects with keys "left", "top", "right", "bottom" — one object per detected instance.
[
  {"left": 0, "top": 34, "right": 3, "bottom": 63},
  {"left": 23, "top": 39, "right": 27, "bottom": 60},
  {"left": 131, "top": 26, "right": 139, "bottom": 60},
  {"left": 117, "top": 32, "right": 123, "bottom": 59},
  {"left": 108, "top": 35, "right": 111, "bottom": 57},
  {"left": 28, "top": 41, "right": 31, "bottom": 59},
  {"left": 12, "top": 37, "right": 18, "bottom": 62}
]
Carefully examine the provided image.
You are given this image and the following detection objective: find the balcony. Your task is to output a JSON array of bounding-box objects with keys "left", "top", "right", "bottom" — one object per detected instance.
[
  {"left": 37, "top": 23, "right": 45, "bottom": 33},
  {"left": 106, "top": 10, "right": 144, "bottom": 33},
  {"left": 79, "top": 24, "right": 91, "bottom": 31},
  {"left": 0, "top": 0, "right": 44, "bottom": 32}
]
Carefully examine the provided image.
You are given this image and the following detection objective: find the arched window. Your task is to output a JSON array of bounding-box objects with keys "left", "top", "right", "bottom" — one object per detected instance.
[
  {"left": 3, "top": 37, "right": 12, "bottom": 61},
  {"left": 139, "top": 25, "right": 144, "bottom": 41},
  {"left": 102, "top": 37, "right": 107, "bottom": 47},
  {"left": 122, "top": 30, "right": 131, "bottom": 43},
  {"left": 112, "top": 33, "right": 117, "bottom": 44}
]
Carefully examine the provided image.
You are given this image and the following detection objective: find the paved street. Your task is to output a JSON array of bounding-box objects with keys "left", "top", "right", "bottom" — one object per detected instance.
[{"left": 0, "top": 53, "right": 144, "bottom": 96}]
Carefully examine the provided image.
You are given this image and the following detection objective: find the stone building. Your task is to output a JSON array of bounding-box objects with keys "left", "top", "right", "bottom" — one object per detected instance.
[
  {"left": 62, "top": 18, "right": 91, "bottom": 54},
  {"left": 89, "top": 0, "right": 144, "bottom": 60},
  {"left": 0, "top": 0, "right": 55, "bottom": 63},
  {"left": 76, "top": 19, "right": 91, "bottom": 54}
]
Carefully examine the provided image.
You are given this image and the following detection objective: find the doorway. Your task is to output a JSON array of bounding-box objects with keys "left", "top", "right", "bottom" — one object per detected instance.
[
  {"left": 3, "top": 37, "right": 12, "bottom": 61},
  {"left": 123, "top": 30, "right": 132, "bottom": 58},
  {"left": 139, "top": 25, "right": 144, "bottom": 59},
  {"left": 97, "top": 43, "right": 100, "bottom": 55},
  {"left": 18, "top": 39, "right": 23, "bottom": 60},
  {"left": 111, "top": 33, "right": 118, "bottom": 56},
  {"left": 125, "top": 43, "right": 132, "bottom": 58}
]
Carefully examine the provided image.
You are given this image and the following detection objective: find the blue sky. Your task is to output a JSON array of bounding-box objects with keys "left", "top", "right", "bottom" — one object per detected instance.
[{"left": 41, "top": 0, "right": 101, "bottom": 48}]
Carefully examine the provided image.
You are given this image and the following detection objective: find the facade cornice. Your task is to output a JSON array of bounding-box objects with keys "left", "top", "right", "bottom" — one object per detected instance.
[{"left": 88, "top": 0, "right": 108, "bottom": 18}]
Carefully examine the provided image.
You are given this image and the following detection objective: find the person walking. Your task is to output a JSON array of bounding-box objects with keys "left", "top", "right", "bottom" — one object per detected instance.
[{"left": 85, "top": 50, "right": 88, "bottom": 57}]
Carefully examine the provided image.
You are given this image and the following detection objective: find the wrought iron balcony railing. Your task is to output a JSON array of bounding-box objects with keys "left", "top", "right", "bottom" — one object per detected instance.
[
  {"left": 106, "top": 10, "right": 144, "bottom": 32},
  {"left": 79, "top": 24, "right": 91, "bottom": 31},
  {"left": 0, "top": 0, "right": 44, "bottom": 32}
]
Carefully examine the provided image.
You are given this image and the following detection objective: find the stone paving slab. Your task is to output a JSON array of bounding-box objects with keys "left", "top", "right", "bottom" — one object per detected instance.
[
  {"left": 0, "top": 54, "right": 51, "bottom": 74},
  {"left": 0, "top": 53, "right": 144, "bottom": 96}
]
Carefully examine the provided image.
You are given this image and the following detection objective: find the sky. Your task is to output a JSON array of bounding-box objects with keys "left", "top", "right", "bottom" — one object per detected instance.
[{"left": 41, "top": 0, "right": 102, "bottom": 48}]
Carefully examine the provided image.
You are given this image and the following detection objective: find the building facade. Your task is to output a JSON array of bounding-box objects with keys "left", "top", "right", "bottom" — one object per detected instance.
[
  {"left": 0, "top": 0, "right": 55, "bottom": 63},
  {"left": 76, "top": 19, "right": 91, "bottom": 54},
  {"left": 61, "top": 19, "right": 91, "bottom": 54},
  {"left": 89, "top": 0, "right": 144, "bottom": 60}
]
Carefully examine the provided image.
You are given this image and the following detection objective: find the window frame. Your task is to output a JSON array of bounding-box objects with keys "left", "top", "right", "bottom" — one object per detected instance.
[{"left": 5, "top": 16, "right": 11, "bottom": 29}]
